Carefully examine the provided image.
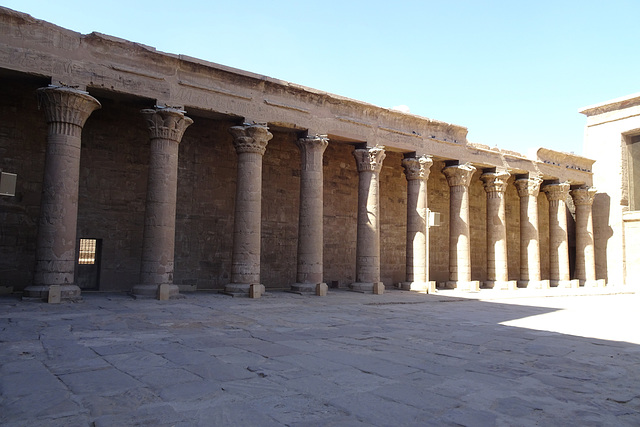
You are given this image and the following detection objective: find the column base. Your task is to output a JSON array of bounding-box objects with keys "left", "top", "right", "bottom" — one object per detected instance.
[
  {"left": 550, "top": 279, "right": 580, "bottom": 289},
  {"left": 290, "top": 282, "right": 326, "bottom": 294},
  {"left": 400, "top": 281, "right": 437, "bottom": 293},
  {"left": 582, "top": 279, "right": 606, "bottom": 288},
  {"left": 23, "top": 284, "right": 82, "bottom": 302},
  {"left": 445, "top": 281, "right": 480, "bottom": 292},
  {"left": 517, "top": 280, "right": 550, "bottom": 289},
  {"left": 484, "top": 280, "right": 518, "bottom": 290},
  {"left": 349, "top": 282, "right": 385, "bottom": 294},
  {"left": 224, "top": 283, "right": 265, "bottom": 297},
  {"left": 131, "top": 283, "right": 181, "bottom": 299}
]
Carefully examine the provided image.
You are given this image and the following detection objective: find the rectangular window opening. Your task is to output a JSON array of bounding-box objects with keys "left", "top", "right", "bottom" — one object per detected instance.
[{"left": 78, "top": 238, "right": 97, "bottom": 265}]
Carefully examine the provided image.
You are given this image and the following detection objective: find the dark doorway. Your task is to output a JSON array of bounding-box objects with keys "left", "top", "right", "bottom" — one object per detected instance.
[{"left": 76, "top": 238, "right": 101, "bottom": 290}]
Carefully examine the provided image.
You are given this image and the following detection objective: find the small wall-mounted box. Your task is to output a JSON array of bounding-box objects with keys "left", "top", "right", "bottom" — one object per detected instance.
[{"left": 0, "top": 172, "right": 17, "bottom": 196}]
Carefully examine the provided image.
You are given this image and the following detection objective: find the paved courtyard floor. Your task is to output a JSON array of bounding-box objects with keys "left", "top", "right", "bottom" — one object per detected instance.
[{"left": 1, "top": 287, "right": 640, "bottom": 426}]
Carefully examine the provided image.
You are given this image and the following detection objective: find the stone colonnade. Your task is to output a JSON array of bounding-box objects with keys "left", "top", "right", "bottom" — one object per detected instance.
[{"left": 27, "top": 86, "right": 600, "bottom": 301}]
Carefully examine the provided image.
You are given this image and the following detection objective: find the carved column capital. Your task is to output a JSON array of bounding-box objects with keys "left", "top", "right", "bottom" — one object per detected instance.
[
  {"left": 402, "top": 155, "right": 433, "bottom": 181},
  {"left": 297, "top": 134, "right": 329, "bottom": 153},
  {"left": 141, "top": 107, "right": 193, "bottom": 143},
  {"left": 542, "top": 181, "right": 571, "bottom": 202},
  {"left": 353, "top": 145, "right": 386, "bottom": 173},
  {"left": 480, "top": 169, "right": 510, "bottom": 194},
  {"left": 230, "top": 123, "right": 273, "bottom": 155},
  {"left": 570, "top": 186, "right": 597, "bottom": 206},
  {"left": 443, "top": 163, "right": 476, "bottom": 187},
  {"left": 514, "top": 174, "right": 543, "bottom": 197},
  {"left": 37, "top": 86, "right": 101, "bottom": 136}
]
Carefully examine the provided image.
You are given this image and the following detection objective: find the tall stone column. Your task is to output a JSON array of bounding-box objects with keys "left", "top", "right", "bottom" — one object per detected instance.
[
  {"left": 291, "top": 135, "right": 329, "bottom": 293},
  {"left": 571, "top": 185, "right": 598, "bottom": 286},
  {"left": 133, "top": 107, "right": 193, "bottom": 298},
  {"left": 542, "top": 182, "right": 573, "bottom": 287},
  {"left": 443, "top": 163, "right": 478, "bottom": 291},
  {"left": 401, "top": 155, "right": 433, "bottom": 291},
  {"left": 225, "top": 124, "right": 273, "bottom": 295},
  {"left": 351, "top": 145, "right": 386, "bottom": 293},
  {"left": 481, "top": 169, "right": 516, "bottom": 290},
  {"left": 514, "top": 174, "right": 547, "bottom": 288},
  {"left": 24, "top": 86, "right": 101, "bottom": 301}
]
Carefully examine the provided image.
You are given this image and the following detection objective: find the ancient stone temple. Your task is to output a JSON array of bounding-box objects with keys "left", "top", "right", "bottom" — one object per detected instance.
[{"left": 0, "top": 7, "right": 606, "bottom": 300}]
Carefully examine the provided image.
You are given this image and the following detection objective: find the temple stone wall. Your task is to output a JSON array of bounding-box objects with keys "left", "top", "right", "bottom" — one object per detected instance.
[
  {"left": 0, "top": 76, "right": 48, "bottom": 288},
  {"left": 428, "top": 161, "right": 450, "bottom": 282},
  {"left": 322, "top": 142, "right": 358, "bottom": 287},
  {"left": 379, "top": 151, "right": 408, "bottom": 286},
  {"left": 77, "top": 95, "right": 149, "bottom": 292},
  {"left": 174, "top": 116, "right": 237, "bottom": 291},
  {"left": 469, "top": 172, "right": 487, "bottom": 281},
  {"left": 505, "top": 177, "right": 521, "bottom": 281},
  {"left": 260, "top": 131, "right": 300, "bottom": 288}
]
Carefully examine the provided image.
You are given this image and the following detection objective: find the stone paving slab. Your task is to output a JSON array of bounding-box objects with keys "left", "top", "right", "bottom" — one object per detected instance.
[{"left": 0, "top": 287, "right": 639, "bottom": 426}]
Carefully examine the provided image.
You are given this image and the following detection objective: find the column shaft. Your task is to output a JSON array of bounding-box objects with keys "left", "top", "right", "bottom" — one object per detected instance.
[
  {"left": 351, "top": 146, "right": 386, "bottom": 292},
  {"left": 226, "top": 124, "right": 272, "bottom": 295},
  {"left": 515, "top": 175, "right": 544, "bottom": 287},
  {"left": 401, "top": 155, "right": 432, "bottom": 291},
  {"left": 443, "top": 163, "right": 476, "bottom": 289},
  {"left": 481, "top": 170, "right": 512, "bottom": 289},
  {"left": 134, "top": 107, "right": 193, "bottom": 298},
  {"left": 292, "top": 135, "right": 329, "bottom": 293},
  {"left": 571, "top": 186, "right": 597, "bottom": 285},
  {"left": 26, "top": 86, "right": 101, "bottom": 301},
  {"left": 543, "top": 182, "right": 572, "bottom": 286}
]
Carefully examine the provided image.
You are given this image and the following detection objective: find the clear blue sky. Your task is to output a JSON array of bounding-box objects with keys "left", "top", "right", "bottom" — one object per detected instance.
[{"left": 4, "top": 0, "right": 638, "bottom": 156}]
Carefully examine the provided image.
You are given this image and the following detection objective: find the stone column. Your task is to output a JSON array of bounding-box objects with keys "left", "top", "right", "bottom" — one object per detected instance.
[
  {"left": 225, "top": 124, "right": 273, "bottom": 295},
  {"left": 514, "top": 174, "right": 548, "bottom": 289},
  {"left": 351, "top": 145, "right": 386, "bottom": 293},
  {"left": 571, "top": 185, "right": 599, "bottom": 287},
  {"left": 24, "top": 86, "right": 101, "bottom": 301},
  {"left": 132, "top": 107, "right": 193, "bottom": 298},
  {"left": 442, "top": 163, "right": 478, "bottom": 291},
  {"left": 401, "top": 155, "right": 433, "bottom": 292},
  {"left": 291, "top": 135, "right": 329, "bottom": 294},
  {"left": 481, "top": 169, "right": 516, "bottom": 290},
  {"left": 542, "top": 182, "right": 574, "bottom": 287}
]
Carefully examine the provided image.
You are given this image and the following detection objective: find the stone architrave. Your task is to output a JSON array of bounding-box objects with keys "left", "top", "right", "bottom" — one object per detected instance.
[
  {"left": 24, "top": 86, "right": 101, "bottom": 301},
  {"left": 514, "top": 174, "right": 547, "bottom": 289},
  {"left": 571, "top": 185, "right": 598, "bottom": 286},
  {"left": 350, "top": 145, "right": 386, "bottom": 293},
  {"left": 481, "top": 169, "right": 516, "bottom": 290},
  {"left": 401, "top": 155, "right": 433, "bottom": 292},
  {"left": 542, "top": 182, "right": 573, "bottom": 287},
  {"left": 443, "top": 163, "right": 479, "bottom": 291},
  {"left": 291, "top": 135, "right": 329, "bottom": 294},
  {"left": 225, "top": 123, "right": 273, "bottom": 295},
  {"left": 133, "top": 107, "right": 193, "bottom": 298}
]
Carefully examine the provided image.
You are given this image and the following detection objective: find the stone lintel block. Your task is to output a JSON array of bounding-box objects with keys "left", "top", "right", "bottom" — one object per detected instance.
[
  {"left": 290, "top": 283, "right": 318, "bottom": 294},
  {"left": 249, "top": 284, "right": 262, "bottom": 299},
  {"left": 552, "top": 280, "right": 575, "bottom": 288},
  {"left": 48, "top": 285, "right": 61, "bottom": 304},
  {"left": 427, "top": 281, "right": 437, "bottom": 294},
  {"left": 445, "top": 281, "right": 480, "bottom": 291},
  {"left": 349, "top": 282, "right": 374, "bottom": 293},
  {"left": 373, "top": 282, "right": 385, "bottom": 295},
  {"left": 157, "top": 283, "right": 171, "bottom": 300},
  {"left": 486, "top": 281, "right": 518, "bottom": 291},
  {"left": 517, "top": 280, "right": 549, "bottom": 289},
  {"left": 400, "top": 281, "right": 436, "bottom": 293},
  {"left": 316, "top": 283, "right": 328, "bottom": 296},
  {"left": 581, "top": 279, "right": 606, "bottom": 288}
]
